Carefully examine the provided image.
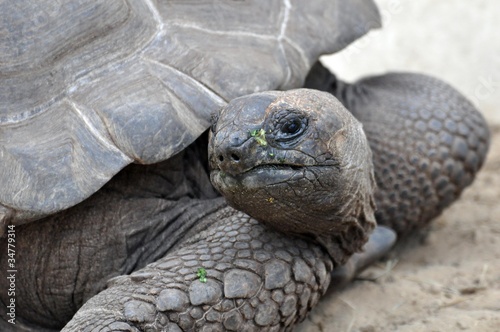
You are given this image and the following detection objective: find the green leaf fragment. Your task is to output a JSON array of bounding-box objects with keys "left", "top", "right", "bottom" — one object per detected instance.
[
  {"left": 250, "top": 128, "right": 267, "bottom": 146},
  {"left": 197, "top": 268, "right": 207, "bottom": 283}
]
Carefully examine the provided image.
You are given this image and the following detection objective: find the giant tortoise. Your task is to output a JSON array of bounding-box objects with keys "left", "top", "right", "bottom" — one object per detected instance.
[{"left": 0, "top": 0, "right": 489, "bottom": 331}]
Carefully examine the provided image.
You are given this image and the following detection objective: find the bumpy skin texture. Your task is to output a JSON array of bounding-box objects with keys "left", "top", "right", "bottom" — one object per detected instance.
[
  {"left": 61, "top": 78, "right": 489, "bottom": 331},
  {"left": 1, "top": 73, "right": 489, "bottom": 331},
  {"left": 64, "top": 209, "right": 333, "bottom": 331},
  {"left": 61, "top": 90, "right": 375, "bottom": 332},
  {"left": 305, "top": 63, "right": 490, "bottom": 234},
  {"left": 355, "top": 74, "right": 489, "bottom": 234}
]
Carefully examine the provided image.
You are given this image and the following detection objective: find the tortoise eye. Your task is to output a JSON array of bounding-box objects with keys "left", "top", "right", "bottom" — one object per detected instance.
[
  {"left": 267, "top": 109, "right": 308, "bottom": 147},
  {"left": 277, "top": 115, "right": 307, "bottom": 140},
  {"left": 281, "top": 118, "right": 302, "bottom": 135}
]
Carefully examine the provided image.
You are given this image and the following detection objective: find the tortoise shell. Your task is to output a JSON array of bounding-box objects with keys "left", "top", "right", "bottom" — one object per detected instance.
[{"left": 0, "top": 0, "right": 380, "bottom": 225}]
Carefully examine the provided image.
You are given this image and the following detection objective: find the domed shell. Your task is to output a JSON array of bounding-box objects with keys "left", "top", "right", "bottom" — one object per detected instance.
[{"left": 0, "top": 0, "right": 380, "bottom": 226}]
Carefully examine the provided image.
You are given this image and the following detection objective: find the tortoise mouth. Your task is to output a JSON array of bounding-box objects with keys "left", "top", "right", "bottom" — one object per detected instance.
[
  {"left": 215, "top": 163, "right": 305, "bottom": 178},
  {"left": 211, "top": 163, "right": 303, "bottom": 188},
  {"left": 211, "top": 164, "right": 338, "bottom": 192},
  {"left": 243, "top": 163, "right": 305, "bottom": 173}
]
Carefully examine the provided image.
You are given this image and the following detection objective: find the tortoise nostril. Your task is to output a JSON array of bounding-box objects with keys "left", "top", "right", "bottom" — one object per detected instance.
[
  {"left": 231, "top": 153, "right": 240, "bottom": 162},
  {"left": 218, "top": 155, "right": 224, "bottom": 162}
]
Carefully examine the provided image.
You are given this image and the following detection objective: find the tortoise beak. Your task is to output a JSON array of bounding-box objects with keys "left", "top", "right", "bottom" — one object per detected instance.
[{"left": 209, "top": 129, "right": 268, "bottom": 176}]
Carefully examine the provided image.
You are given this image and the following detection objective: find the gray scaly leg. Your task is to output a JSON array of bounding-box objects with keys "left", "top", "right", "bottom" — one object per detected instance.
[
  {"left": 305, "top": 62, "right": 490, "bottom": 235},
  {"left": 63, "top": 209, "right": 334, "bottom": 331}
]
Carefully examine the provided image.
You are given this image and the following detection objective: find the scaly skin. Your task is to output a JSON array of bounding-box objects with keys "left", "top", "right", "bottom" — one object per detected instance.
[
  {"left": 352, "top": 73, "right": 490, "bottom": 234},
  {"left": 305, "top": 63, "right": 490, "bottom": 235},
  {"left": 61, "top": 75, "right": 489, "bottom": 331},
  {"left": 64, "top": 208, "right": 333, "bottom": 331},
  {"left": 62, "top": 90, "right": 376, "bottom": 331},
  {"left": 2, "top": 70, "right": 488, "bottom": 331}
]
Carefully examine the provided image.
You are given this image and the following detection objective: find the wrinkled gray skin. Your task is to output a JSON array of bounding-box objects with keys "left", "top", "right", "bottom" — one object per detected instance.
[{"left": 0, "top": 65, "right": 489, "bottom": 331}]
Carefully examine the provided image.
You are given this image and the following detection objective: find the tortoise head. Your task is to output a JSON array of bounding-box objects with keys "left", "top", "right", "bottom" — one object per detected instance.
[{"left": 209, "top": 89, "right": 376, "bottom": 263}]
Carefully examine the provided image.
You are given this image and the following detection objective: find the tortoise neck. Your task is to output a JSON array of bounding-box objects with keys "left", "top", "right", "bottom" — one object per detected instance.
[{"left": 105, "top": 132, "right": 219, "bottom": 201}]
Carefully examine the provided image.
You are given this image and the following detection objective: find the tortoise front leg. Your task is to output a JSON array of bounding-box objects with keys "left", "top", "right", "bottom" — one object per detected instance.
[{"left": 63, "top": 208, "right": 334, "bottom": 331}]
